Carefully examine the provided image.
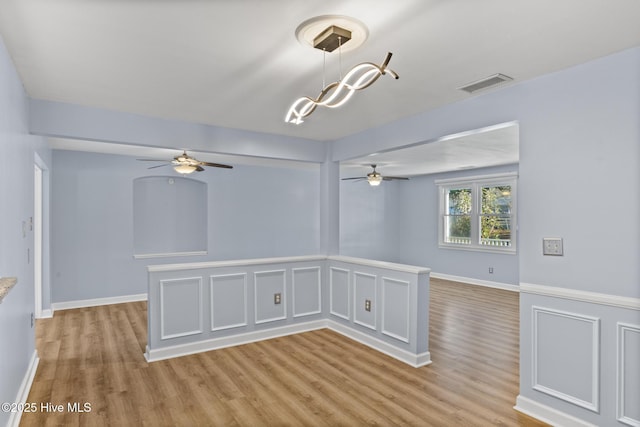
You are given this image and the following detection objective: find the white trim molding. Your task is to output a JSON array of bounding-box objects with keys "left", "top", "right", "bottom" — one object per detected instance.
[
  {"left": 145, "top": 319, "right": 432, "bottom": 368},
  {"left": 353, "top": 271, "right": 377, "bottom": 331},
  {"left": 381, "top": 277, "right": 411, "bottom": 343},
  {"left": 292, "top": 266, "right": 322, "bottom": 318},
  {"left": 329, "top": 266, "right": 350, "bottom": 320},
  {"left": 432, "top": 272, "right": 519, "bottom": 292},
  {"left": 160, "top": 277, "right": 203, "bottom": 340},
  {"left": 51, "top": 293, "right": 147, "bottom": 312},
  {"left": 514, "top": 395, "right": 599, "bottom": 427},
  {"left": 520, "top": 282, "right": 640, "bottom": 310},
  {"left": 617, "top": 322, "right": 640, "bottom": 427},
  {"left": 254, "top": 269, "right": 287, "bottom": 325},
  {"left": 328, "top": 320, "right": 431, "bottom": 368},
  {"left": 210, "top": 273, "right": 248, "bottom": 332},
  {"left": 532, "top": 306, "right": 600, "bottom": 413},
  {"left": 7, "top": 351, "right": 40, "bottom": 427},
  {"left": 134, "top": 250, "right": 208, "bottom": 259},
  {"left": 146, "top": 320, "right": 327, "bottom": 362}
]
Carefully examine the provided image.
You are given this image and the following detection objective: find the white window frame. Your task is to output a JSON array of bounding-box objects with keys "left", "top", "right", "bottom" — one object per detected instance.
[{"left": 436, "top": 172, "right": 517, "bottom": 254}]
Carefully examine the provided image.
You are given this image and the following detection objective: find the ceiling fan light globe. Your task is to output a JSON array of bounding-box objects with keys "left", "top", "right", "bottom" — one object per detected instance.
[
  {"left": 368, "top": 175, "right": 383, "bottom": 186},
  {"left": 174, "top": 164, "right": 197, "bottom": 174}
]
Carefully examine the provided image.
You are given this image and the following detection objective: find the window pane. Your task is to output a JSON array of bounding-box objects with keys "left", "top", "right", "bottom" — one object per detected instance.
[
  {"left": 481, "top": 185, "right": 511, "bottom": 214},
  {"left": 447, "top": 188, "right": 472, "bottom": 214},
  {"left": 480, "top": 185, "right": 512, "bottom": 247},
  {"left": 445, "top": 215, "right": 471, "bottom": 244},
  {"left": 480, "top": 215, "right": 511, "bottom": 246}
]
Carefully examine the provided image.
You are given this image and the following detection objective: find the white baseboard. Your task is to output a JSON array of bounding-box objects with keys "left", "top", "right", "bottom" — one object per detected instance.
[
  {"left": 145, "top": 320, "right": 327, "bottom": 362},
  {"left": 514, "top": 395, "right": 599, "bottom": 427},
  {"left": 37, "top": 308, "right": 53, "bottom": 319},
  {"left": 52, "top": 293, "right": 147, "bottom": 312},
  {"left": 327, "top": 320, "right": 431, "bottom": 368},
  {"left": 431, "top": 272, "right": 519, "bottom": 292},
  {"left": 145, "top": 319, "right": 430, "bottom": 368},
  {"left": 7, "top": 350, "right": 40, "bottom": 427}
]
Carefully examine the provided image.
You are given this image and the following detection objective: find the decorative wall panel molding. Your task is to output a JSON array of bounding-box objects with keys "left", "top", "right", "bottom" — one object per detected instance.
[
  {"left": 353, "top": 271, "right": 377, "bottom": 330},
  {"left": 147, "top": 256, "right": 430, "bottom": 368},
  {"left": 292, "top": 266, "right": 322, "bottom": 318},
  {"left": 160, "top": 277, "right": 203, "bottom": 340},
  {"left": 254, "top": 269, "right": 287, "bottom": 324},
  {"left": 329, "top": 267, "right": 350, "bottom": 320},
  {"left": 532, "top": 306, "right": 600, "bottom": 412},
  {"left": 210, "top": 273, "right": 247, "bottom": 331},
  {"left": 382, "top": 277, "right": 411, "bottom": 343},
  {"left": 617, "top": 322, "right": 640, "bottom": 427}
]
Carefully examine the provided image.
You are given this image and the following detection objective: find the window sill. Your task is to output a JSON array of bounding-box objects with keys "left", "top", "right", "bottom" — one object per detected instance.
[
  {"left": 134, "top": 251, "right": 208, "bottom": 260},
  {"left": 438, "top": 244, "right": 517, "bottom": 255}
]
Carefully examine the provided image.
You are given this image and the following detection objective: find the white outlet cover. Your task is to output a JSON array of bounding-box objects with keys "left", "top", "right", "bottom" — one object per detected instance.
[{"left": 543, "top": 238, "right": 563, "bottom": 256}]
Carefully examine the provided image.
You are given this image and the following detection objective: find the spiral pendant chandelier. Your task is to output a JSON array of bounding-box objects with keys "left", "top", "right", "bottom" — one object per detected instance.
[{"left": 285, "top": 17, "right": 399, "bottom": 125}]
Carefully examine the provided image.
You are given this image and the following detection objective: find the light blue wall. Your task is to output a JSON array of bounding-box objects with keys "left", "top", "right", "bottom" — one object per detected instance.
[
  {"left": 0, "top": 36, "right": 51, "bottom": 426},
  {"left": 51, "top": 150, "right": 321, "bottom": 303},
  {"left": 339, "top": 179, "right": 402, "bottom": 262},
  {"left": 334, "top": 46, "right": 640, "bottom": 298},
  {"left": 30, "top": 99, "right": 326, "bottom": 163},
  {"left": 396, "top": 164, "right": 520, "bottom": 284},
  {"left": 339, "top": 163, "right": 520, "bottom": 284},
  {"left": 333, "top": 46, "right": 640, "bottom": 425}
]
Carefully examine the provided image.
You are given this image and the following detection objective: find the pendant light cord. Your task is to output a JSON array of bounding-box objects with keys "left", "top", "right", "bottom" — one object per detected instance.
[
  {"left": 322, "top": 48, "right": 326, "bottom": 90},
  {"left": 338, "top": 36, "right": 343, "bottom": 80}
]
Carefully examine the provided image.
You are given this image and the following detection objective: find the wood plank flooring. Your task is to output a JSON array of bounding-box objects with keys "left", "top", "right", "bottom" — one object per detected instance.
[{"left": 21, "top": 278, "right": 548, "bottom": 426}]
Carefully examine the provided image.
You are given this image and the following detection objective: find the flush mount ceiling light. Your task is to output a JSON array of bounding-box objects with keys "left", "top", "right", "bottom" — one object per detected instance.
[{"left": 285, "top": 16, "right": 398, "bottom": 125}]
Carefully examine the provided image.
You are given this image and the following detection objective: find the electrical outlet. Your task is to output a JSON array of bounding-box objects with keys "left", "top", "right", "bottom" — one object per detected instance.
[
  {"left": 274, "top": 293, "right": 281, "bottom": 304},
  {"left": 543, "top": 238, "right": 563, "bottom": 256},
  {"left": 364, "top": 299, "right": 372, "bottom": 312},
  {"left": 489, "top": 267, "right": 494, "bottom": 274},
  {"left": 31, "top": 312, "right": 34, "bottom": 328}
]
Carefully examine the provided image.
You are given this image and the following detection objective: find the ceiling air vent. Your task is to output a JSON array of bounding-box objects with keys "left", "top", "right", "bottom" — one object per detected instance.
[{"left": 458, "top": 73, "right": 513, "bottom": 94}]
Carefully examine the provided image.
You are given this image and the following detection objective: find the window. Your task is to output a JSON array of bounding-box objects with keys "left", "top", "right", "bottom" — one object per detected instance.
[{"left": 437, "top": 173, "right": 517, "bottom": 253}]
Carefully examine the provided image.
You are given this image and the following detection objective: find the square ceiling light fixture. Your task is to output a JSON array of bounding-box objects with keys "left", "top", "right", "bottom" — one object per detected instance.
[{"left": 285, "top": 15, "right": 399, "bottom": 125}]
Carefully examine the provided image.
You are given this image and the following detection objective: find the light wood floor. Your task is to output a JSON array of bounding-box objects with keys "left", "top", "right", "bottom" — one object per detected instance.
[{"left": 22, "top": 278, "right": 547, "bottom": 426}]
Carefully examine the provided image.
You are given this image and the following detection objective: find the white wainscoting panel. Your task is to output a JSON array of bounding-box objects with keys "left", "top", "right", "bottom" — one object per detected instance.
[
  {"left": 617, "top": 322, "right": 640, "bottom": 427},
  {"left": 329, "top": 267, "right": 350, "bottom": 320},
  {"left": 382, "top": 277, "right": 411, "bottom": 343},
  {"left": 160, "top": 277, "right": 203, "bottom": 340},
  {"left": 210, "top": 273, "right": 247, "bottom": 331},
  {"left": 254, "top": 269, "right": 287, "bottom": 324},
  {"left": 532, "top": 306, "right": 600, "bottom": 412},
  {"left": 353, "top": 271, "right": 377, "bottom": 330},
  {"left": 292, "top": 266, "right": 322, "bottom": 318}
]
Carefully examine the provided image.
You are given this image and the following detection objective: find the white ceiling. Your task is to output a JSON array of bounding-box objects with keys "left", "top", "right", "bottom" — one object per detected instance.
[
  {"left": 1, "top": 0, "right": 639, "bottom": 173},
  {"left": 340, "top": 122, "right": 519, "bottom": 178}
]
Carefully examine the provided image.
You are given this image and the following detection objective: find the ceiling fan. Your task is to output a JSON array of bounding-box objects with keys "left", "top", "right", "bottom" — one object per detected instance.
[
  {"left": 137, "top": 151, "right": 233, "bottom": 175},
  {"left": 341, "top": 164, "right": 409, "bottom": 186}
]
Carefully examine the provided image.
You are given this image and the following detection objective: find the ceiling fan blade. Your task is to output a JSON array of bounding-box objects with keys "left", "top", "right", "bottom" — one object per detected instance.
[
  {"left": 200, "top": 161, "right": 233, "bottom": 169},
  {"left": 383, "top": 176, "right": 410, "bottom": 181},
  {"left": 341, "top": 177, "right": 367, "bottom": 181},
  {"left": 147, "top": 163, "right": 170, "bottom": 169},
  {"left": 195, "top": 165, "right": 205, "bottom": 172}
]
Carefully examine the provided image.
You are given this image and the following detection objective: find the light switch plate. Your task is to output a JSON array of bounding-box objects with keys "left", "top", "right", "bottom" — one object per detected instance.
[{"left": 543, "top": 238, "right": 563, "bottom": 256}]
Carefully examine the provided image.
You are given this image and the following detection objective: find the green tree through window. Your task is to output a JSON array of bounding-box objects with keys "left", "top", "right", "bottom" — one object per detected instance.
[{"left": 438, "top": 174, "right": 517, "bottom": 253}]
